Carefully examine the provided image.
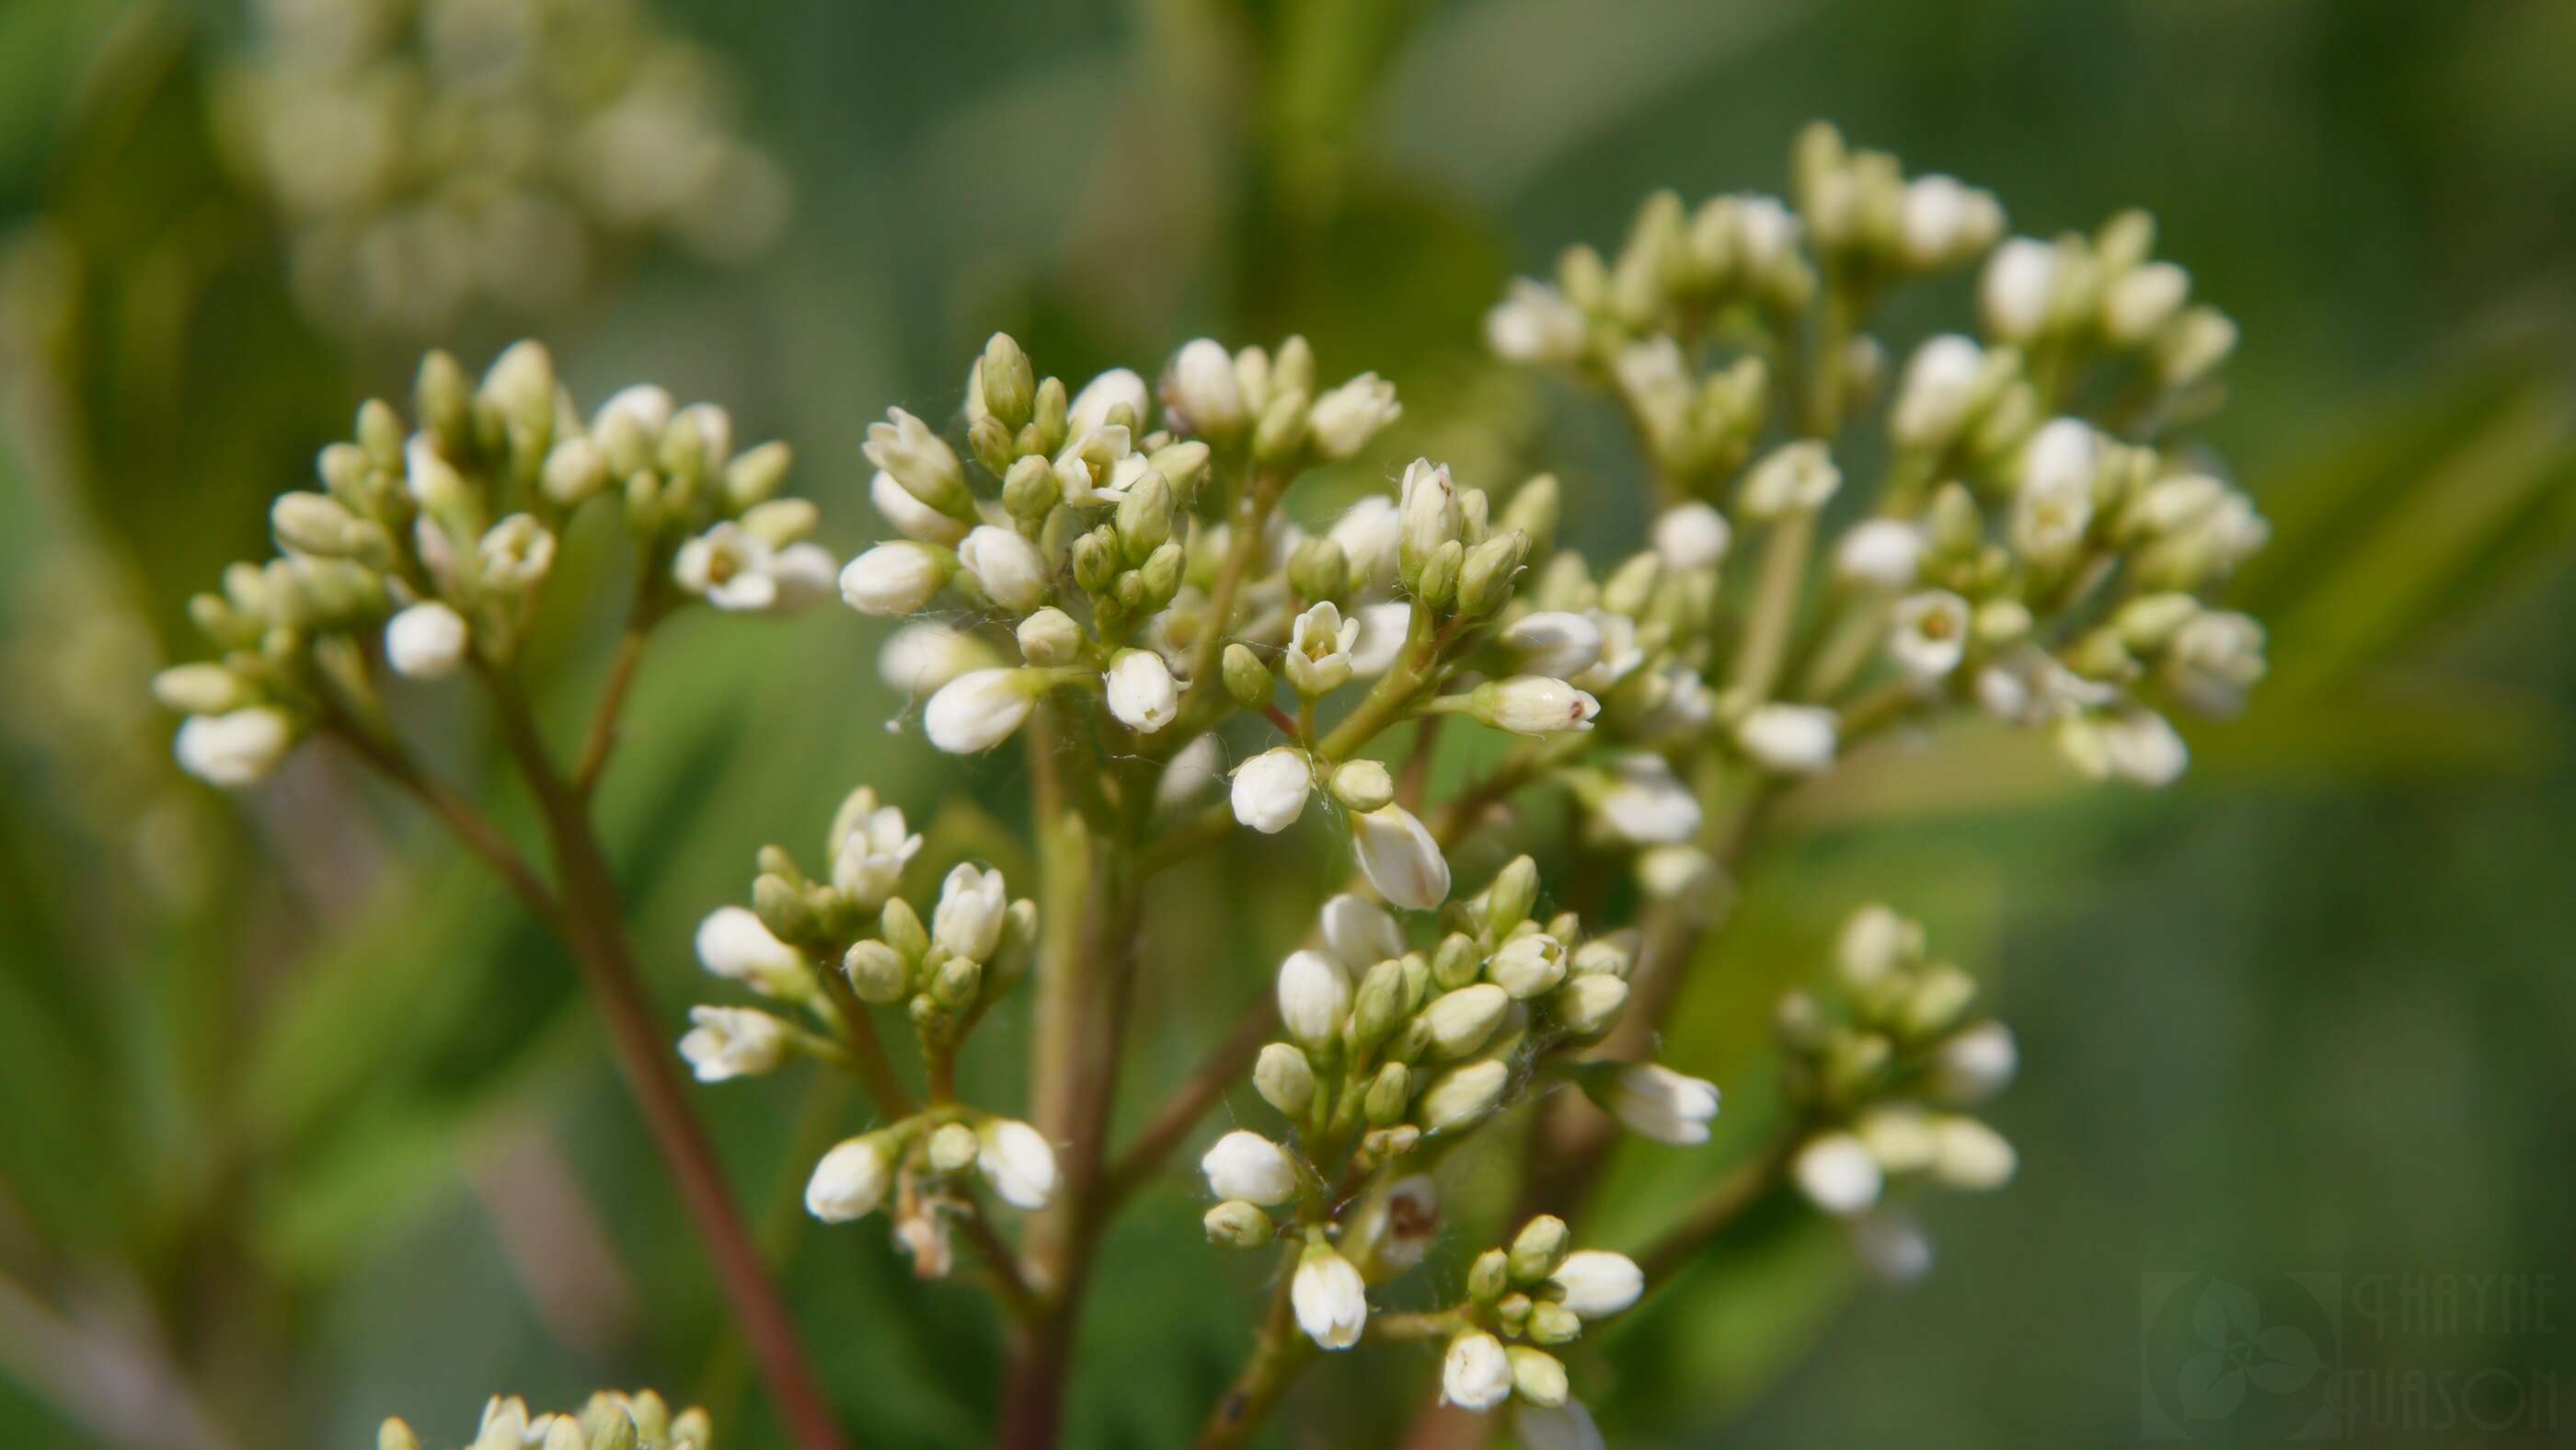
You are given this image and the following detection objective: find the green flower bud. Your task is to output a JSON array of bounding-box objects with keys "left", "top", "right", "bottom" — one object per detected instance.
[
  {"left": 379, "top": 1419, "right": 423, "bottom": 1450},
  {"left": 1467, "top": 1248, "right": 1511, "bottom": 1304},
  {"left": 1072, "top": 526, "right": 1121, "bottom": 595},
  {"left": 1601, "top": 551, "right": 1662, "bottom": 617},
  {"left": 1288, "top": 536, "right": 1349, "bottom": 602},
  {"left": 1003, "top": 455, "right": 1061, "bottom": 524},
  {"left": 1508, "top": 1215, "right": 1570, "bottom": 1283},
  {"left": 1555, "top": 973, "right": 1629, "bottom": 1035},
  {"left": 1455, "top": 529, "right": 1529, "bottom": 617},
  {"left": 1432, "top": 932, "right": 1481, "bottom": 991},
  {"left": 1500, "top": 474, "right": 1561, "bottom": 550},
  {"left": 753, "top": 873, "right": 819, "bottom": 946},
  {"left": 1032, "top": 375, "right": 1070, "bottom": 455},
  {"left": 932, "top": 954, "right": 983, "bottom": 1009},
  {"left": 1150, "top": 439, "right": 1212, "bottom": 497},
  {"left": 1526, "top": 1301, "right": 1582, "bottom": 1344},
  {"left": 928, "top": 1122, "right": 980, "bottom": 1173},
  {"left": 969, "top": 415, "right": 1016, "bottom": 478},
  {"left": 1364, "top": 1062, "right": 1412, "bottom": 1125},
  {"left": 1902, "top": 963, "right": 1978, "bottom": 1041},
  {"left": 416, "top": 350, "right": 474, "bottom": 454},
  {"left": 1222, "top": 643, "right": 1274, "bottom": 708},
  {"left": 980, "top": 333, "right": 1037, "bottom": 432},
  {"left": 1508, "top": 1347, "right": 1570, "bottom": 1408},
  {"left": 1254, "top": 1041, "right": 1317, "bottom": 1118},
  {"left": 1329, "top": 759, "right": 1395, "bottom": 813},
  {"left": 1116, "top": 471, "right": 1175, "bottom": 563},
  {"left": 154, "top": 663, "right": 248, "bottom": 716},
  {"left": 880, "top": 897, "right": 931, "bottom": 961},
  {"left": 845, "top": 939, "right": 909, "bottom": 1004},
  {"left": 1205, "top": 1200, "right": 1277, "bottom": 1249},
  {"left": 1351, "top": 958, "right": 1410, "bottom": 1052},
  {"left": 272, "top": 491, "right": 359, "bottom": 556},
  {"left": 1137, "top": 540, "right": 1186, "bottom": 612},
  {"left": 1016, "top": 607, "right": 1084, "bottom": 666},
  {"left": 1422, "top": 984, "right": 1510, "bottom": 1060},
  {"left": 1253, "top": 388, "right": 1310, "bottom": 464},
  {"left": 1485, "top": 856, "right": 1541, "bottom": 938},
  {"left": 1416, "top": 537, "right": 1464, "bottom": 610}
]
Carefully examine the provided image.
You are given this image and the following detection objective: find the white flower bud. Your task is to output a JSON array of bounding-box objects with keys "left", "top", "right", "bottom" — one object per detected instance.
[
  {"left": 1167, "top": 339, "right": 1247, "bottom": 438},
  {"left": 1308, "top": 373, "right": 1402, "bottom": 460},
  {"left": 1157, "top": 733, "right": 1226, "bottom": 812},
  {"left": 1291, "top": 1241, "right": 1368, "bottom": 1350},
  {"left": 977, "top": 1119, "right": 1060, "bottom": 1209},
  {"left": 1442, "top": 1331, "right": 1512, "bottom": 1410},
  {"left": 1320, "top": 893, "right": 1405, "bottom": 971},
  {"left": 1932, "top": 1021, "right": 2019, "bottom": 1103},
  {"left": 762, "top": 544, "right": 839, "bottom": 616},
  {"left": 1836, "top": 904, "right": 1920, "bottom": 987},
  {"left": 1418, "top": 1058, "right": 1509, "bottom": 1134},
  {"left": 1015, "top": 608, "right": 1083, "bottom": 667},
  {"left": 805, "top": 1136, "right": 891, "bottom": 1222},
  {"left": 1328, "top": 496, "right": 1403, "bottom": 592},
  {"left": 1348, "top": 601, "right": 1414, "bottom": 676},
  {"left": 1795, "top": 1131, "right": 1885, "bottom": 1216},
  {"left": 2165, "top": 611, "right": 2266, "bottom": 716},
  {"left": 1474, "top": 677, "right": 1600, "bottom": 736},
  {"left": 1351, "top": 803, "right": 1450, "bottom": 910},
  {"left": 1852, "top": 1207, "right": 1936, "bottom": 1285},
  {"left": 1889, "top": 590, "right": 1971, "bottom": 683},
  {"left": 931, "top": 863, "right": 1008, "bottom": 961},
  {"left": 596, "top": 384, "right": 675, "bottom": 441},
  {"left": 1735, "top": 704, "right": 1838, "bottom": 775},
  {"left": 174, "top": 707, "right": 295, "bottom": 788},
  {"left": 678, "top": 1007, "right": 787, "bottom": 1083},
  {"left": 2011, "top": 419, "right": 2098, "bottom": 567},
  {"left": 1277, "top": 949, "right": 1353, "bottom": 1049},
  {"left": 1547, "top": 1249, "right": 1642, "bottom": 1319},
  {"left": 2099, "top": 707, "right": 2188, "bottom": 787},
  {"left": 833, "top": 799, "right": 921, "bottom": 908},
  {"left": 1855, "top": 1103, "right": 1940, "bottom": 1174},
  {"left": 1487, "top": 933, "right": 1567, "bottom": 999},
  {"left": 840, "top": 541, "right": 947, "bottom": 616},
  {"left": 1422, "top": 984, "right": 1511, "bottom": 1059},
  {"left": 1103, "top": 650, "right": 1179, "bottom": 733},
  {"left": 695, "top": 905, "right": 809, "bottom": 995},
  {"left": 924, "top": 669, "right": 1039, "bottom": 754},
  {"left": 869, "top": 469, "right": 970, "bottom": 546},
  {"left": 1889, "top": 334, "right": 1985, "bottom": 451},
  {"left": 1555, "top": 973, "right": 1629, "bottom": 1034},
  {"left": 1253, "top": 1041, "right": 1317, "bottom": 1117},
  {"left": 1200, "top": 1131, "right": 1300, "bottom": 1205},
  {"left": 1898, "top": 174, "right": 1998, "bottom": 270},
  {"left": 1283, "top": 601, "right": 1360, "bottom": 696},
  {"left": 1231, "top": 747, "right": 1316, "bottom": 834},
  {"left": 880, "top": 622, "right": 992, "bottom": 696},
  {"left": 2103, "top": 261, "right": 2190, "bottom": 345},
  {"left": 1499, "top": 611, "right": 1604, "bottom": 681},
  {"left": 1605, "top": 1063, "right": 1720, "bottom": 1145},
  {"left": 1397, "top": 458, "right": 1463, "bottom": 580},
  {"left": 1650, "top": 501, "right": 1732, "bottom": 570},
  {"left": 1515, "top": 1401, "right": 1605, "bottom": 1450},
  {"left": 385, "top": 602, "right": 469, "bottom": 679},
  {"left": 1980, "top": 237, "right": 2060, "bottom": 341},
  {"left": 1484, "top": 280, "right": 1587, "bottom": 364},
  {"left": 1068, "top": 368, "right": 1150, "bottom": 437},
  {"left": 1930, "top": 1115, "right": 2017, "bottom": 1190},
  {"left": 1590, "top": 754, "right": 1700, "bottom": 845},
  {"left": 957, "top": 525, "right": 1050, "bottom": 613},
  {"left": 1738, "top": 441, "right": 1840, "bottom": 519}
]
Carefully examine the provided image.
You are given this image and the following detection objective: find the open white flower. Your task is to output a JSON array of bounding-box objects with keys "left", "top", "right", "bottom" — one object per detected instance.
[
  {"left": 1104, "top": 650, "right": 1180, "bottom": 732},
  {"left": 1231, "top": 747, "right": 1315, "bottom": 834},
  {"left": 1889, "top": 590, "right": 1972, "bottom": 683},
  {"left": 673, "top": 523, "right": 782, "bottom": 612},
  {"left": 1735, "top": 704, "right": 1839, "bottom": 774},
  {"left": 694, "top": 905, "right": 808, "bottom": 996},
  {"left": 1487, "top": 933, "right": 1568, "bottom": 999},
  {"left": 1548, "top": 1250, "right": 1643, "bottom": 1319},
  {"left": 1291, "top": 1242, "right": 1368, "bottom": 1350},
  {"left": 805, "top": 1136, "right": 891, "bottom": 1223},
  {"left": 925, "top": 669, "right": 1038, "bottom": 753},
  {"left": 958, "top": 525, "right": 1050, "bottom": 613},
  {"left": 1201, "top": 1131, "right": 1300, "bottom": 1205},
  {"left": 678, "top": 1007, "right": 787, "bottom": 1083},
  {"left": 977, "top": 1119, "right": 1060, "bottom": 1209},
  {"left": 932, "top": 863, "right": 1009, "bottom": 961},
  {"left": 1442, "top": 1331, "right": 1512, "bottom": 1410},
  {"left": 1284, "top": 601, "right": 1360, "bottom": 696},
  {"left": 1309, "top": 373, "right": 1401, "bottom": 459},
  {"left": 1605, "top": 1063, "right": 1720, "bottom": 1145},
  {"left": 175, "top": 707, "right": 295, "bottom": 788},
  {"left": 385, "top": 601, "right": 469, "bottom": 678},
  {"left": 1351, "top": 802, "right": 1449, "bottom": 909}
]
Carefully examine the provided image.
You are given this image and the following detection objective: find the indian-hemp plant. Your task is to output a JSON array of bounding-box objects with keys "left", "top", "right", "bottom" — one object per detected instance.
[{"left": 157, "top": 125, "right": 2267, "bottom": 1448}]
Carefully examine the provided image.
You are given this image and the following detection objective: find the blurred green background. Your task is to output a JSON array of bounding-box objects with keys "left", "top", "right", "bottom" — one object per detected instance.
[{"left": 4, "top": 0, "right": 2573, "bottom": 1445}]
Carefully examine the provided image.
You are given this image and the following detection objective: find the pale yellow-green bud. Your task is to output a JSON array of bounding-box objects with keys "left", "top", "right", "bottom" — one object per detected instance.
[
  {"left": 981, "top": 333, "right": 1037, "bottom": 432},
  {"left": 928, "top": 1122, "right": 980, "bottom": 1174},
  {"left": 1205, "top": 1199, "right": 1277, "bottom": 1249},
  {"left": 1500, "top": 474, "right": 1560, "bottom": 549},
  {"left": 845, "top": 939, "right": 909, "bottom": 1004},
  {"left": 1467, "top": 1248, "right": 1511, "bottom": 1304},
  {"left": 931, "top": 954, "right": 983, "bottom": 1009},
  {"left": 1329, "top": 759, "right": 1395, "bottom": 813},
  {"left": 1484, "top": 856, "right": 1540, "bottom": 937},
  {"left": 1364, "top": 1062, "right": 1411, "bottom": 1126},
  {"left": 1116, "top": 471, "right": 1175, "bottom": 562},
  {"left": 1455, "top": 529, "right": 1529, "bottom": 617},
  {"left": 1002, "top": 455, "right": 1060, "bottom": 524},
  {"left": 880, "top": 897, "right": 930, "bottom": 961},
  {"left": 1432, "top": 932, "right": 1481, "bottom": 992},
  {"left": 1222, "top": 643, "right": 1274, "bottom": 708},
  {"left": 1351, "top": 958, "right": 1409, "bottom": 1052},
  {"left": 1526, "top": 1301, "right": 1582, "bottom": 1344},
  {"left": 379, "top": 1419, "right": 423, "bottom": 1450},
  {"left": 1416, "top": 537, "right": 1463, "bottom": 610},
  {"left": 1253, "top": 1041, "right": 1316, "bottom": 1118},
  {"left": 1288, "top": 536, "right": 1349, "bottom": 602},
  {"left": 1016, "top": 608, "right": 1084, "bottom": 667},
  {"left": 154, "top": 662, "right": 248, "bottom": 716},
  {"left": 1509, "top": 1214, "right": 1570, "bottom": 1283},
  {"left": 1509, "top": 1347, "right": 1570, "bottom": 1408}
]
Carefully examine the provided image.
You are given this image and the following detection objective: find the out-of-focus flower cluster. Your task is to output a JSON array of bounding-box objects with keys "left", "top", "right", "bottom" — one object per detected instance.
[
  {"left": 379, "top": 1389, "right": 707, "bottom": 1450},
  {"left": 154, "top": 340, "right": 816, "bottom": 788},
  {"left": 216, "top": 0, "right": 788, "bottom": 335}
]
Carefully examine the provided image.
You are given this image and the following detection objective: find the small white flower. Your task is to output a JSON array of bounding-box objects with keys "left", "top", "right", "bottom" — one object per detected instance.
[
  {"left": 1277, "top": 949, "right": 1353, "bottom": 1049},
  {"left": 1605, "top": 1063, "right": 1721, "bottom": 1145},
  {"left": 879, "top": 622, "right": 991, "bottom": 696},
  {"left": 1351, "top": 802, "right": 1450, "bottom": 910},
  {"left": 673, "top": 523, "right": 780, "bottom": 612},
  {"left": 977, "top": 1119, "right": 1060, "bottom": 1209},
  {"left": 932, "top": 863, "right": 1009, "bottom": 962},
  {"left": 1889, "top": 590, "right": 1972, "bottom": 683},
  {"left": 1738, "top": 441, "right": 1841, "bottom": 520},
  {"left": 1735, "top": 704, "right": 1838, "bottom": 775},
  {"left": 678, "top": 1007, "right": 787, "bottom": 1083},
  {"left": 1319, "top": 892, "right": 1405, "bottom": 970},
  {"left": 1593, "top": 754, "right": 1701, "bottom": 845},
  {"left": 1418, "top": 1058, "right": 1509, "bottom": 1133},
  {"left": 1795, "top": 1131, "right": 1885, "bottom": 1216},
  {"left": 957, "top": 525, "right": 1050, "bottom": 614},
  {"left": 1103, "top": 650, "right": 1180, "bottom": 733},
  {"left": 870, "top": 468, "right": 971, "bottom": 546},
  {"left": 924, "top": 668, "right": 1038, "bottom": 754},
  {"left": 1932, "top": 1021, "right": 2019, "bottom": 1103},
  {"left": 1487, "top": 933, "right": 1568, "bottom": 999},
  {"left": 694, "top": 906, "right": 809, "bottom": 995},
  {"left": 1328, "top": 497, "right": 1403, "bottom": 592},
  {"left": 1348, "top": 601, "right": 1414, "bottom": 676},
  {"left": 175, "top": 707, "right": 295, "bottom": 788},
  {"left": 1422, "top": 984, "right": 1511, "bottom": 1059},
  {"left": 1284, "top": 601, "right": 1360, "bottom": 696},
  {"left": 832, "top": 802, "right": 923, "bottom": 907},
  {"left": 1500, "top": 611, "right": 1604, "bottom": 681},
  {"left": 477, "top": 514, "right": 557, "bottom": 592},
  {"left": 1200, "top": 1131, "right": 1300, "bottom": 1205},
  {"left": 1515, "top": 1401, "right": 1605, "bottom": 1450},
  {"left": 1442, "top": 1331, "right": 1512, "bottom": 1410},
  {"left": 1231, "top": 747, "right": 1316, "bottom": 834},
  {"left": 1651, "top": 501, "right": 1732, "bottom": 570},
  {"left": 840, "top": 541, "right": 947, "bottom": 616},
  {"left": 2099, "top": 707, "right": 2188, "bottom": 787},
  {"left": 1484, "top": 279, "right": 1587, "bottom": 364},
  {"left": 2103, "top": 261, "right": 2190, "bottom": 345},
  {"left": 385, "top": 601, "right": 469, "bottom": 679},
  {"left": 1166, "top": 339, "right": 1248, "bottom": 438},
  {"left": 1548, "top": 1250, "right": 1643, "bottom": 1319},
  {"left": 1308, "top": 373, "right": 1402, "bottom": 459},
  {"left": 1980, "top": 236, "right": 2061, "bottom": 341},
  {"left": 1291, "top": 1242, "right": 1368, "bottom": 1350},
  {"left": 1930, "top": 1116, "right": 2018, "bottom": 1191},
  {"left": 1889, "top": 334, "right": 1986, "bottom": 451},
  {"left": 805, "top": 1136, "right": 891, "bottom": 1223},
  {"left": 1068, "top": 367, "right": 1151, "bottom": 437},
  {"left": 1478, "top": 677, "right": 1600, "bottom": 736}
]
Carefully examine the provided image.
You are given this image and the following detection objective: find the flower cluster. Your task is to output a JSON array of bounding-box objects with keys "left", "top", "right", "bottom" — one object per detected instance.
[
  {"left": 1422, "top": 1217, "right": 1640, "bottom": 1432},
  {"left": 153, "top": 342, "right": 816, "bottom": 788},
  {"left": 215, "top": 0, "right": 788, "bottom": 334},
  {"left": 684, "top": 784, "right": 1052, "bottom": 1277},
  {"left": 1780, "top": 905, "right": 2019, "bottom": 1278},
  {"left": 379, "top": 1390, "right": 707, "bottom": 1450}
]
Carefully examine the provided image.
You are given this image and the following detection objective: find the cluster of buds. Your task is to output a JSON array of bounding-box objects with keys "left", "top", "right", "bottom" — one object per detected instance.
[
  {"left": 1779, "top": 905, "right": 2019, "bottom": 1277},
  {"left": 378, "top": 1390, "right": 707, "bottom": 1450},
  {"left": 215, "top": 0, "right": 788, "bottom": 335},
  {"left": 1979, "top": 210, "right": 2238, "bottom": 397},
  {"left": 1425, "top": 1216, "right": 1641, "bottom": 1432},
  {"left": 154, "top": 342, "right": 814, "bottom": 788},
  {"left": 837, "top": 332, "right": 1408, "bottom": 754}
]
